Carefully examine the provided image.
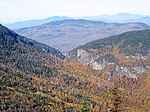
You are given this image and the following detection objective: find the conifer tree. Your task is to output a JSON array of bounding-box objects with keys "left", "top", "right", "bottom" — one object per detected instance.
[
  {"left": 80, "top": 100, "right": 91, "bottom": 112},
  {"left": 108, "top": 85, "right": 122, "bottom": 112}
]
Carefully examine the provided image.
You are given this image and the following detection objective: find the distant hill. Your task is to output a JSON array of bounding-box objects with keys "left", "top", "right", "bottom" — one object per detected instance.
[
  {"left": 66, "top": 30, "right": 150, "bottom": 78},
  {"left": 5, "top": 16, "right": 71, "bottom": 29},
  {"left": 15, "top": 19, "right": 150, "bottom": 55},
  {"left": 5, "top": 13, "right": 150, "bottom": 29},
  {"left": 81, "top": 13, "right": 144, "bottom": 22},
  {"left": 128, "top": 17, "right": 150, "bottom": 26},
  {"left": 81, "top": 13, "right": 150, "bottom": 25}
]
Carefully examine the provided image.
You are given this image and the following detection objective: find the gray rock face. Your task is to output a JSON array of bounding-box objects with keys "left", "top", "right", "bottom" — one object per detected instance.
[
  {"left": 70, "top": 48, "right": 149, "bottom": 78},
  {"left": 76, "top": 49, "right": 94, "bottom": 64}
]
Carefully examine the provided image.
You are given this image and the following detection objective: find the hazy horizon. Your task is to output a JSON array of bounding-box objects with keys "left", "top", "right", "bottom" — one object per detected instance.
[
  {"left": 0, "top": 0, "right": 150, "bottom": 23},
  {"left": 2, "top": 13, "right": 150, "bottom": 24}
]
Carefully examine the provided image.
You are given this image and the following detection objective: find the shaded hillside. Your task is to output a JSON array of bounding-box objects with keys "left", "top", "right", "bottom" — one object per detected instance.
[
  {"left": 66, "top": 30, "right": 150, "bottom": 78},
  {"left": 15, "top": 19, "right": 150, "bottom": 54},
  {"left": 0, "top": 24, "right": 64, "bottom": 60}
]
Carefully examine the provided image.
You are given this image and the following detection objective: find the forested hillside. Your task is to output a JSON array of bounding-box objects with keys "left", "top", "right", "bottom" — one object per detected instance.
[
  {"left": 67, "top": 30, "right": 150, "bottom": 78},
  {"left": 0, "top": 24, "right": 150, "bottom": 112}
]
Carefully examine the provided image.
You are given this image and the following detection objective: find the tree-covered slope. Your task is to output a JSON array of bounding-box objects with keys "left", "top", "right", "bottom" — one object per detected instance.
[
  {"left": 75, "top": 30, "right": 150, "bottom": 55},
  {"left": 0, "top": 23, "right": 64, "bottom": 59},
  {"left": 0, "top": 24, "right": 150, "bottom": 112},
  {"left": 66, "top": 30, "right": 150, "bottom": 78}
]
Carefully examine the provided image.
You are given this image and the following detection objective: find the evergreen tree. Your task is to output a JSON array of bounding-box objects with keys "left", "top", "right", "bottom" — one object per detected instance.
[
  {"left": 80, "top": 100, "right": 91, "bottom": 112},
  {"left": 108, "top": 85, "right": 122, "bottom": 112}
]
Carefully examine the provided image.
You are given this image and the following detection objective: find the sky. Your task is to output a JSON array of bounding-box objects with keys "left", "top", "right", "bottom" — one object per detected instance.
[{"left": 0, "top": 0, "right": 150, "bottom": 23}]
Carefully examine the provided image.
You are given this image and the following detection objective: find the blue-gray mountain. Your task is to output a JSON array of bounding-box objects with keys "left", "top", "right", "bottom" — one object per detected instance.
[
  {"left": 5, "top": 16, "right": 71, "bottom": 29},
  {"left": 81, "top": 13, "right": 150, "bottom": 25},
  {"left": 66, "top": 30, "right": 150, "bottom": 78},
  {"left": 15, "top": 19, "right": 150, "bottom": 55},
  {"left": 5, "top": 13, "right": 150, "bottom": 30}
]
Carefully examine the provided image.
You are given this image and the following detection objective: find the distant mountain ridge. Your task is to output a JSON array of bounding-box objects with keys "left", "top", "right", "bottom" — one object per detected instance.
[
  {"left": 5, "top": 16, "right": 71, "bottom": 29},
  {"left": 80, "top": 13, "right": 144, "bottom": 22},
  {"left": 80, "top": 13, "right": 150, "bottom": 25},
  {"left": 4, "top": 13, "right": 150, "bottom": 30},
  {"left": 15, "top": 19, "right": 150, "bottom": 55},
  {"left": 128, "top": 17, "right": 150, "bottom": 26}
]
